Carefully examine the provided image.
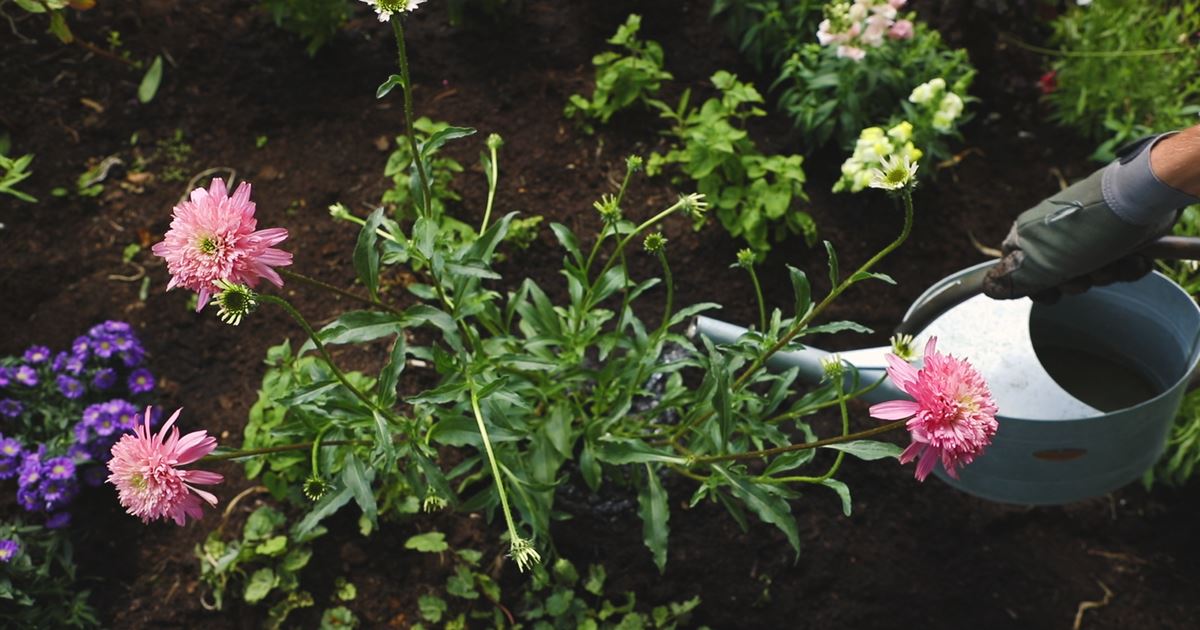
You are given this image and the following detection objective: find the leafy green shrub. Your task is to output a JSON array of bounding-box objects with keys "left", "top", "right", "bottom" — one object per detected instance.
[
  {"left": 649, "top": 71, "right": 814, "bottom": 254},
  {"left": 262, "top": 0, "right": 350, "bottom": 56},
  {"left": 709, "top": 0, "right": 823, "bottom": 72},
  {"left": 1042, "top": 0, "right": 1200, "bottom": 162},
  {"left": 0, "top": 519, "right": 98, "bottom": 628},
  {"left": 774, "top": 21, "right": 974, "bottom": 150},
  {"left": 564, "top": 14, "right": 673, "bottom": 134}
]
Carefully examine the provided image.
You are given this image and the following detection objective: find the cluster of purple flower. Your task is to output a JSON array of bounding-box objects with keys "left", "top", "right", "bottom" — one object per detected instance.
[
  {"left": 0, "top": 538, "right": 18, "bottom": 563},
  {"left": 1, "top": 321, "right": 157, "bottom": 528}
]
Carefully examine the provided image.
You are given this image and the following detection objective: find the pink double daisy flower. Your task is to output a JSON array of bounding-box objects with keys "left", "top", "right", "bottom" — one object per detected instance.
[
  {"left": 151, "top": 178, "right": 291, "bottom": 310},
  {"left": 869, "top": 337, "right": 999, "bottom": 481}
]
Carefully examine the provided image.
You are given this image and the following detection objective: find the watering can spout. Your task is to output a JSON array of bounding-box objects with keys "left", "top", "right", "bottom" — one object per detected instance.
[{"left": 688, "top": 315, "right": 906, "bottom": 404}]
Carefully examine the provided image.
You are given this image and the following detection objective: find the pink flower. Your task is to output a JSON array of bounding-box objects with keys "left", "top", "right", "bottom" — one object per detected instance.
[
  {"left": 106, "top": 408, "right": 224, "bottom": 525},
  {"left": 888, "top": 19, "right": 914, "bottom": 40},
  {"left": 837, "top": 45, "right": 867, "bottom": 61},
  {"left": 151, "top": 178, "right": 292, "bottom": 311},
  {"left": 889, "top": 0, "right": 908, "bottom": 8},
  {"left": 869, "top": 337, "right": 999, "bottom": 481}
]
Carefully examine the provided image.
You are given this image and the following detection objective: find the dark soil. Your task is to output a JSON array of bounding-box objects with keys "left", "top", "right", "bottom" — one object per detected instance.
[{"left": 2, "top": 1, "right": 1199, "bottom": 628}]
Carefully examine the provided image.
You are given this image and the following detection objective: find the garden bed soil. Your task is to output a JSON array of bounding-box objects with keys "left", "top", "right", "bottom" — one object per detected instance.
[{"left": 3, "top": 1, "right": 1200, "bottom": 628}]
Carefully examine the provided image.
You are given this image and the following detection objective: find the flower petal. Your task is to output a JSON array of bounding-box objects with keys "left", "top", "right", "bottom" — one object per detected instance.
[{"left": 869, "top": 399, "right": 921, "bottom": 420}]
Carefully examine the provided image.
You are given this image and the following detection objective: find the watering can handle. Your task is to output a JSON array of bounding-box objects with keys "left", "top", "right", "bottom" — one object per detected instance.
[{"left": 895, "top": 236, "right": 1200, "bottom": 337}]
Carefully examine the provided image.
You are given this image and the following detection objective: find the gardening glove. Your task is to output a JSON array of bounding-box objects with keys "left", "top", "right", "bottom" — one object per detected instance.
[{"left": 983, "top": 133, "right": 1199, "bottom": 302}]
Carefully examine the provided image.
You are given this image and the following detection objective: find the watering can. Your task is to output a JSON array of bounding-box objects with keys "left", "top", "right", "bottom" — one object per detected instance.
[{"left": 691, "top": 236, "right": 1200, "bottom": 505}]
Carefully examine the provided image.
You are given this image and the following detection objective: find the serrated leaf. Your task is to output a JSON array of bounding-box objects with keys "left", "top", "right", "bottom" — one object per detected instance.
[
  {"left": 638, "top": 464, "right": 670, "bottom": 573},
  {"left": 405, "top": 531, "right": 449, "bottom": 553}
]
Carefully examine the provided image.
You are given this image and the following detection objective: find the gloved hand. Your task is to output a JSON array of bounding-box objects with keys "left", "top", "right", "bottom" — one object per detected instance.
[{"left": 983, "top": 134, "right": 1199, "bottom": 302}]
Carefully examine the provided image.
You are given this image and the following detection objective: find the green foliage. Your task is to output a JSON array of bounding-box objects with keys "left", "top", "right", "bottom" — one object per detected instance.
[
  {"left": 383, "top": 118, "right": 472, "bottom": 229},
  {"left": 0, "top": 519, "right": 99, "bottom": 628},
  {"left": 1043, "top": 0, "right": 1200, "bottom": 162},
  {"left": 262, "top": 0, "right": 350, "bottom": 56},
  {"left": 0, "top": 147, "right": 36, "bottom": 203},
  {"left": 649, "top": 71, "right": 814, "bottom": 255},
  {"left": 195, "top": 505, "right": 325, "bottom": 628},
  {"left": 774, "top": 22, "right": 975, "bottom": 150},
  {"left": 709, "top": 0, "right": 823, "bottom": 72},
  {"left": 564, "top": 14, "right": 674, "bottom": 134},
  {"left": 10, "top": 0, "right": 77, "bottom": 43}
]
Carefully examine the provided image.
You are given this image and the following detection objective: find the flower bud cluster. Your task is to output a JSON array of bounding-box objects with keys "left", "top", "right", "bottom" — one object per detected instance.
[
  {"left": 816, "top": 0, "right": 914, "bottom": 62},
  {"left": 908, "top": 78, "right": 965, "bottom": 132},
  {"left": 834, "top": 122, "right": 923, "bottom": 193}
]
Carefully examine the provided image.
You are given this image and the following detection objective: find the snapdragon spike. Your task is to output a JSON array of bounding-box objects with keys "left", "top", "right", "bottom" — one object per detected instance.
[
  {"left": 107, "top": 408, "right": 224, "bottom": 526},
  {"left": 151, "top": 178, "right": 292, "bottom": 310},
  {"left": 869, "top": 337, "right": 998, "bottom": 481}
]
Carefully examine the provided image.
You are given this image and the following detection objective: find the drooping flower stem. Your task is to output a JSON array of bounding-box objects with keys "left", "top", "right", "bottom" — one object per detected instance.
[
  {"left": 468, "top": 375, "right": 539, "bottom": 571},
  {"left": 391, "top": 17, "right": 432, "bottom": 218},
  {"left": 582, "top": 159, "right": 642, "bottom": 277},
  {"left": 258, "top": 295, "right": 404, "bottom": 428},
  {"left": 732, "top": 190, "right": 914, "bottom": 391},
  {"left": 279, "top": 269, "right": 403, "bottom": 316},
  {"left": 690, "top": 420, "right": 907, "bottom": 466}
]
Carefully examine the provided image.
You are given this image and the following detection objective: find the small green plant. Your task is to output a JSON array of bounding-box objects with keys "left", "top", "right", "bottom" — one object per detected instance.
[
  {"left": 407, "top": 536, "right": 703, "bottom": 629},
  {"left": 564, "top": 14, "right": 673, "bottom": 134},
  {"left": 0, "top": 519, "right": 99, "bottom": 628},
  {"left": 156, "top": 129, "right": 193, "bottom": 183},
  {"left": 0, "top": 149, "right": 36, "bottom": 203},
  {"left": 774, "top": 20, "right": 974, "bottom": 150},
  {"left": 262, "top": 0, "right": 350, "bottom": 56},
  {"left": 382, "top": 117, "right": 469, "bottom": 223},
  {"left": 1041, "top": 0, "right": 1200, "bottom": 162},
  {"left": 196, "top": 504, "right": 325, "bottom": 628},
  {"left": 6, "top": 0, "right": 82, "bottom": 43},
  {"left": 649, "top": 71, "right": 813, "bottom": 255}
]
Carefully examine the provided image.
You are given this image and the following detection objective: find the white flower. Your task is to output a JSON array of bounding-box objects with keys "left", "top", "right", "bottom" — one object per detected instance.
[
  {"left": 841, "top": 157, "right": 865, "bottom": 177},
  {"left": 887, "top": 121, "right": 913, "bottom": 143},
  {"left": 861, "top": 13, "right": 890, "bottom": 46},
  {"left": 837, "top": 45, "right": 867, "bottom": 61},
  {"left": 938, "top": 92, "right": 964, "bottom": 119},
  {"left": 932, "top": 110, "right": 956, "bottom": 132},
  {"left": 870, "top": 3, "right": 897, "bottom": 19},
  {"left": 848, "top": 1, "right": 869, "bottom": 21},
  {"left": 870, "top": 154, "right": 919, "bottom": 191},
  {"left": 361, "top": 0, "right": 426, "bottom": 21}
]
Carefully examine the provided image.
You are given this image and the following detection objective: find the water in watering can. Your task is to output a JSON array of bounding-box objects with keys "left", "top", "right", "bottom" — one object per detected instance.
[{"left": 1032, "top": 343, "right": 1161, "bottom": 412}]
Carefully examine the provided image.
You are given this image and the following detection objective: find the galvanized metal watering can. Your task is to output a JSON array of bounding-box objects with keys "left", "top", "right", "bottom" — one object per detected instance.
[{"left": 693, "top": 245, "right": 1200, "bottom": 505}]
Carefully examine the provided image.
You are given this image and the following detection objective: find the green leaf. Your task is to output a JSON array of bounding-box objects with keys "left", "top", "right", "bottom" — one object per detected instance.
[
  {"left": 421, "top": 126, "right": 476, "bottom": 160},
  {"left": 376, "top": 334, "right": 406, "bottom": 408},
  {"left": 849, "top": 271, "right": 896, "bottom": 285},
  {"left": 254, "top": 535, "right": 288, "bottom": 557},
  {"left": 244, "top": 568, "right": 277, "bottom": 603},
  {"left": 354, "top": 207, "right": 385, "bottom": 301},
  {"left": 316, "top": 311, "right": 404, "bottom": 345},
  {"left": 137, "top": 55, "right": 164, "bottom": 104},
  {"left": 824, "top": 240, "right": 839, "bottom": 287},
  {"left": 419, "top": 595, "right": 447, "bottom": 623},
  {"left": 376, "top": 74, "right": 404, "bottom": 99},
  {"left": 343, "top": 455, "right": 377, "bottom": 526},
  {"left": 594, "top": 438, "right": 686, "bottom": 465},
  {"left": 638, "top": 465, "right": 670, "bottom": 573},
  {"left": 801, "top": 321, "right": 872, "bottom": 336},
  {"left": 244, "top": 506, "right": 286, "bottom": 541},
  {"left": 787, "top": 265, "right": 811, "bottom": 319},
  {"left": 549, "top": 222, "right": 583, "bottom": 267},
  {"left": 714, "top": 465, "right": 801, "bottom": 558},
  {"left": 293, "top": 484, "right": 353, "bottom": 539},
  {"left": 821, "top": 440, "right": 902, "bottom": 461},
  {"left": 822, "top": 478, "right": 852, "bottom": 516},
  {"left": 275, "top": 380, "right": 339, "bottom": 407},
  {"left": 405, "top": 532, "right": 449, "bottom": 553}
]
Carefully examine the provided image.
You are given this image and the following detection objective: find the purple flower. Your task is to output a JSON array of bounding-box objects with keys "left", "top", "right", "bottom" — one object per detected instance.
[
  {"left": 15, "top": 366, "right": 38, "bottom": 387},
  {"left": 72, "top": 335, "right": 91, "bottom": 359},
  {"left": 128, "top": 368, "right": 155, "bottom": 394},
  {"left": 46, "top": 456, "right": 75, "bottom": 480},
  {"left": 100, "top": 320, "right": 132, "bottom": 335},
  {"left": 67, "top": 444, "right": 92, "bottom": 463},
  {"left": 112, "top": 333, "right": 134, "bottom": 351},
  {"left": 95, "top": 415, "right": 117, "bottom": 437},
  {"left": 82, "top": 403, "right": 104, "bottom": 427},
  {"left": 64, "top": 355, "right": 85, "bottom": 375},
  {"left": 0, "top": 436, "right": 23, "bottom": 480},
  {"left": 52, "top": 351, "right": 69, "bottom": 372},
  {"left": 18, "top": 454, "right": 43, "bottom": 488},
  {"left": 45, "top": 512, "right": 71, "bottom": 529},
  {"left": 23, "top": 345, "right": 51, "bottom": 364},
  {"left": 16, "top": 487, "right": 39, "bottom": 511},
  {"left": 120, "top": 345, "right": 145, "bottom": 367},
  {"left": 0, "top": 399, "right": 23, "bottom": 418},
  {"left": 56, "top": 375, "right": 84, "bottom": 400},
  {"left": 92, "top": 368, "right": 116, "bottom": 390},
  {"left": 0, "top": 367, "right": 10, "bottom": 387},
  {"left": 92, "top": 337, "right": 116, "bottom": 359},
  {"left": 40, "top": 478, "right": 75, "bottom": 509},
  {"left": 0, "top": 539, "right": 19, "bottom": 563}
]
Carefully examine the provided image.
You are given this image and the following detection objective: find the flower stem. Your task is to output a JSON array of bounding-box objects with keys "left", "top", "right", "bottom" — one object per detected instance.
[
  {"left": 480, "top": 141, "right": 500, "bottom": 233},
  {"left": 204, "top": 438, "right": 372, "bottom": 462},
  {"left": 468, "top": 375, "right": 535, "bottom": 567},
  {"left": 391, "top": 17, "right": 432, "bottom": 218},
  {"left": 690, "top": 420, "right": 906, "bottom": 465},
  {"left": 746, "top": 263, "right": 766, "bottom": 333},
  {"left": 279, "top": 269, "right": 403, "bottom": 316},
  {"left": 259, "top": 295, "right": 405, "bottom": 428}
]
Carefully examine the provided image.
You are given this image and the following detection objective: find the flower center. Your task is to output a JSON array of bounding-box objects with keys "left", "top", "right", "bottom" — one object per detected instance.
[{"left": 197, "top": 235, "right": 220, "bottom": 255}]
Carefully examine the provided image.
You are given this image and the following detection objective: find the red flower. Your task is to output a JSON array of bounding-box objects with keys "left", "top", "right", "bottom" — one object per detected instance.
[{"left": 1038, "top": 70, "right": 1057, "bottom": 95}]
